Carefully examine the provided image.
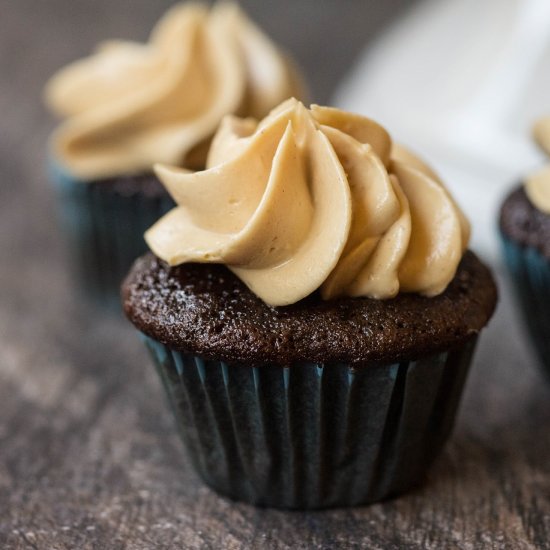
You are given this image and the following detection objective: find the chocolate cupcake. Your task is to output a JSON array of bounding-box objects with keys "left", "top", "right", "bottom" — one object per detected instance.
[
  {"left": 44, "top": 2, "right": 305, "bottom": 305},
  {"left": 499, "top": 117, "right": 550, "bottom": 379},
  {"left": 123, "top": 100, "right": 497, "bottom": 508}
]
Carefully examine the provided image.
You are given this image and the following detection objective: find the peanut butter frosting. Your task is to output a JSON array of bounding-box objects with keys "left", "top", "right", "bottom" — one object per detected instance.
[
  {"left": 44, "top": 2, "right": 303, "bottom": 180},
  {"left": 528, "top": 117, "right": 550, "bottom": 214},
  {"left": 147, "top": 99, "right": 470, "bottom": 306}
]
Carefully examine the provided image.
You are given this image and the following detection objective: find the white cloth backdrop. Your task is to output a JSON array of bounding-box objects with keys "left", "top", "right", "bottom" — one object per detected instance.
[{"left": 334, "top": 0, "right": 550, "bottom": 260}]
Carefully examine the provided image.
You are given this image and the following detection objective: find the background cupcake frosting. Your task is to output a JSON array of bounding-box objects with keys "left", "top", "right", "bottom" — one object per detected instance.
[
  {"left": 43, "top": 1, "right": 307, "bottom": 306},
  {"left": 526, "top": 116, "right": 550, "bottom": 213},
  {"left": 44, "top": 2, "right": 304, "bottom": 179}
]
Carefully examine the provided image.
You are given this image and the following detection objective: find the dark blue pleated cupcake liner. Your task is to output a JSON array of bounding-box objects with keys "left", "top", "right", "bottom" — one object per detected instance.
[
  {"left": 50, "top": 163, "right": 174, "bottom": 307},
  {"left": 141, "top": 334, "right": 478, "bottom": 509},
  {"left": 500, "top": 234, "right": 550, "bottom": 379}
]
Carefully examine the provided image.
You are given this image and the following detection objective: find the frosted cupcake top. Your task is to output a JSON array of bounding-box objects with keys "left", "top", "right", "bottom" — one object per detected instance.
[
  {"left": 147, "top": 99, "right": 470, "bottom": 306},
  {"left": 44, "top": 2, "right": 303, "bottom": 180},
  {"left": 528, "top": 117, "right": 550, "bottom": 214}
]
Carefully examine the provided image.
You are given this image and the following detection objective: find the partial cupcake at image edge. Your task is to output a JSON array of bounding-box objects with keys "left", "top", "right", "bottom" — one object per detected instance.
[
  {"left": 122, "top": 99, "right": 498, "bottom": 509},
  {"left": 499, "top": 116, "right": 550, "bottom": 379},
  {"left": 43, "top": 1, "right": 305, "bottom": 305}
]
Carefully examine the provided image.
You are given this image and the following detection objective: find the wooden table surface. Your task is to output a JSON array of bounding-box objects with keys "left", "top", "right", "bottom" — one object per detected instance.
[{"left": 1, "top": 1, "right": 549, "bottom": 548}]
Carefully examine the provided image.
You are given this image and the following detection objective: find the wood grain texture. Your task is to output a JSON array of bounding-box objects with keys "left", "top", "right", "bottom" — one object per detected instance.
[{"left": 0, "top": 1, "right": 549, "bottom": 548}]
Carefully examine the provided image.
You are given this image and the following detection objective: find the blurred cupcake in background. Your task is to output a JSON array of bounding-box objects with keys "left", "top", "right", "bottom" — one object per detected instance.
[
  {"left": 44, "top": 2, "right": 305, "bottom": 306},
  {"left": 500, "top": 116, "right": 550, "bottom": 380},
  {"left": 123, "top": 99, "right": 497, "bottom": 509}
]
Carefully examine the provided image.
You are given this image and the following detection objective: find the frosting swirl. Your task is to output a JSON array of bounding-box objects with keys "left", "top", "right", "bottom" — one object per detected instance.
[
  {"left": 528, "top": 117, "right": 550, "bottom": 214},
  {"left": 44, "top": 2, "right": 303, "bottom": 180},
  {"left": 147, "top": 99, "right": 470, "bottom": 306}
]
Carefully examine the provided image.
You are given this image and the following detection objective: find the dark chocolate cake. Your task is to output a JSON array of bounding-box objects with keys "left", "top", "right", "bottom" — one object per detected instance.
[
  {"left": 499, "top": 186, "right": 550, "bottom": 258},
  {"left": 91, "top": 172, "right": 171, "bottom": 200},
  {"left": 122, "top": 250, "right": 497, "bottom": 367}
]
